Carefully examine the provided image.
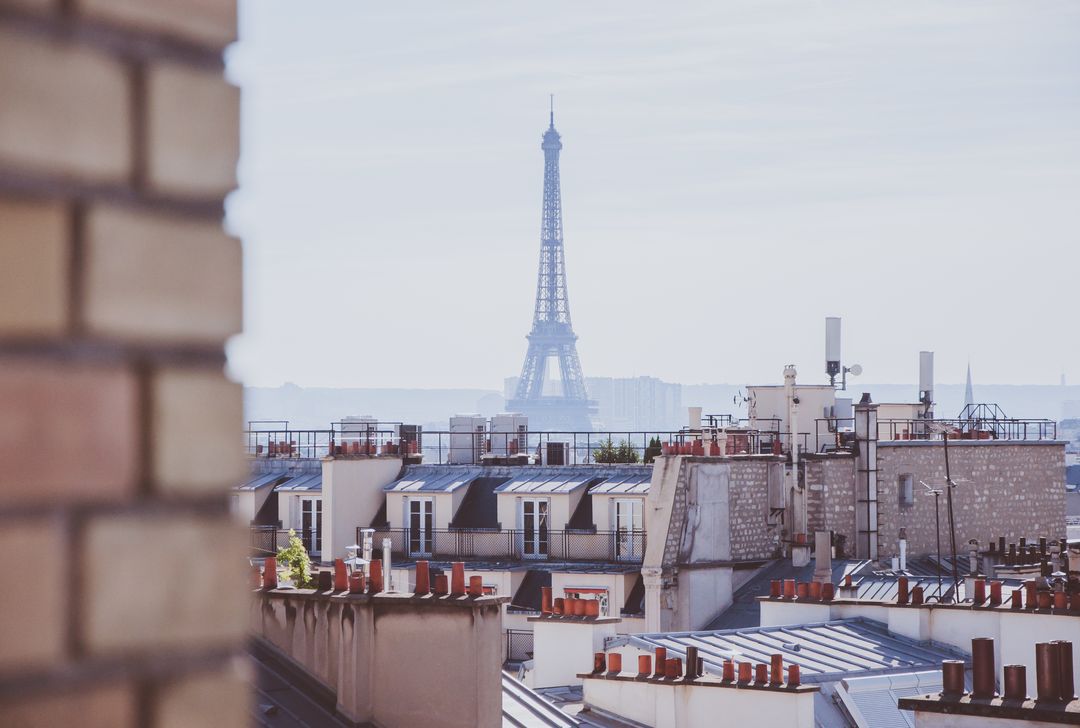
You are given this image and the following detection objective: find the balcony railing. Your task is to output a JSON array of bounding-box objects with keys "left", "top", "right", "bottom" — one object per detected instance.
[
  {"left": 250, "top": 526, "right": 320, "bottom": 557},
  {"left": 359, "top": 527, "right": 646, "bottom": 564}
]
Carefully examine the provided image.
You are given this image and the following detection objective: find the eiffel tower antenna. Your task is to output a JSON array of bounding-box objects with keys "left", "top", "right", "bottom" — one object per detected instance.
[{"left": 506, "top": 103, "right": 596, "bottom": 431}]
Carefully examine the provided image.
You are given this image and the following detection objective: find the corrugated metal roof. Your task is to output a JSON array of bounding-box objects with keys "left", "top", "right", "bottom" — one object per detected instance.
[
  {"left": 384, "top": 465, "right": 483, "bottom": 493},
  {"left": 236, "top": 471, "right": 286, "bottom": 491},
  {"left": 609, "top": 618, "right": 967, "bottom": 682},
  {"left": 588, "top": 472, "right": 652, "bottom": 495},
  {"left": 495, "top": 469, "right": 595, "bottom": 495},
  {"left": 275, "top": 472, "right": 322, "bottom": 492},
  {"left": 502, "top": 672, "right": 580, "bottom": 727}
]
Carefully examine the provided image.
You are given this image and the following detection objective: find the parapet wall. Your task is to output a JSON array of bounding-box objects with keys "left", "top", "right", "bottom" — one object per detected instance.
[{"left": 251, "top": 589, "right": 505, "bottom": 728}]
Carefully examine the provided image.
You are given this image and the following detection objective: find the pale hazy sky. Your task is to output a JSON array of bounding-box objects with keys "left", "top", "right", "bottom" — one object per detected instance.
[{"left": 225, "top": 1, "right": 1080, "bottom": 390}]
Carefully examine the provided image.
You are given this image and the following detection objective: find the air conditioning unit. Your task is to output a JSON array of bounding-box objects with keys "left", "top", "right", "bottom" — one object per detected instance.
[
  {"left": 449, "top": 414, "right": 487, "bottom": 464},
  {"left": 545, "top": 441, "right": 569, "bottom": 466}
]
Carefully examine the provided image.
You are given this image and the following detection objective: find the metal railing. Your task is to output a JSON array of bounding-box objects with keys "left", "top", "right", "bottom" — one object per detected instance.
[
  {"left": 506, "top": 629, "right": 534, "bottom": 663},
  {"left": 244, "top": 426, "right": 815, "bottom": 464},
  {"left": 814, "top": 417, "right": 1058, "bottom": 451},
  {"left": 359, "top": 527, "right": 646, "bottom": 563},
  {"left": 250, "top": 526, "right": 319, "bottom": 556}
]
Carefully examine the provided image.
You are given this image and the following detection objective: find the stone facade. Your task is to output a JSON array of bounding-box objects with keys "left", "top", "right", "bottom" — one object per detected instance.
[
  {"left": 0, "top": 2, "right": 245, "bottom": 724},
  {"left": 875, "top": 441, "right": 1066, "bottom": 559},
  {"left": 728, "top": 458, "right": 782, "bottom": 561},
  {"left": 805, "top": 454, "right": 858, "bottom": 557}
]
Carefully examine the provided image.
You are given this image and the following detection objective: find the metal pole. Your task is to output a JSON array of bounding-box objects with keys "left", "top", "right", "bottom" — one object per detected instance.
[
  {"left": 943, "top": 431, "right": 960, "bottom": 598},
  {"left": 934, "top": 491, "right": 943, "bottom": 599}
]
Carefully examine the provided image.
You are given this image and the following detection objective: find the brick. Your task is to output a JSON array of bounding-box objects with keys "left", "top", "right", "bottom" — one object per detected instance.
[
  {"left": 0, "top": 360, "right": 138, "bottom": 507},
  {"left": 0, "top": 0, "right": 59, "bottom": 11},
  {"left": 0, "top": 198, "right": 69, "bottom": 336},
  {"left": 76, "top": 0, "right": 236, "bottom": 49},
  {"left": 0, "top": 518, "right": 66, "bottom": 671},
  {"left": 80, "top": 513, "right": 248, "bottom": 655},
  {"left": 0, "top": 28, "right": 130, "bottom": 182},
  {"left": 152, "top": 368, "right": 245, "bottom": 493},
  {"left": 156, "top": 664, "right": 250, "bottom": 728},
  {"left": 83, "top": 206, "right": 242, "bottom": 344},
  {"left": 0, "top": 682, "right": 136, "bottom": 728},
  {"left": 147, "top": 64, "right": 239, "bottom": 198}
]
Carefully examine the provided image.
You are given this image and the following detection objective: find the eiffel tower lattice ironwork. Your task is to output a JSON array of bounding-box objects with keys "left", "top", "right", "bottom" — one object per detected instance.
[{"left": 506, "top": 103, "right": 596, "bottom": 431}]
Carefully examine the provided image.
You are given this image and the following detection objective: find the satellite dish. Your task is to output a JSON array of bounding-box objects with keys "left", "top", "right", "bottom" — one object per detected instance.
[{"left": 849, "top": 364, "right": 863, "bottom": 377}]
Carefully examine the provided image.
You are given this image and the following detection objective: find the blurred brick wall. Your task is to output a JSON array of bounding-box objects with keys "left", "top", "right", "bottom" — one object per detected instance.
[{"left": 0, "top": 1, "right": 248, "bottom": 726}]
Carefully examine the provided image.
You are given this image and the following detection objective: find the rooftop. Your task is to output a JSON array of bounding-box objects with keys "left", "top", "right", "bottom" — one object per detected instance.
[{"left": 608, "top": 618, "right": 968, "bottom": 682}]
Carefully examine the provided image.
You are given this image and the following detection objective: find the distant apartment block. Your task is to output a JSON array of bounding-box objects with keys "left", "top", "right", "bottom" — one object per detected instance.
[{"left": 504, "top": 374, "right": 683, "bottom": 431}]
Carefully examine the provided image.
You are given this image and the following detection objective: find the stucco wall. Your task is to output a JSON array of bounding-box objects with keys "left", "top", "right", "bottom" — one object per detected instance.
[
  {"left": 875, "top": 441, "right": 1066, "bottom": 558},
  {"left": 323, "top": 457, "right": 404, "bottom": 564},
  {"left": 252, "top": 590, "right": 505, "bottom": 728},
  {"left": 530, "top": 617, "right": 620, "bottom": 688}
]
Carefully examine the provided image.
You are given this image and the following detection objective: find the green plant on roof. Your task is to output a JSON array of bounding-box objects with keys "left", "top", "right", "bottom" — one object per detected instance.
[
  {"left": 277, "top": 529, "right": 313, "bottom": 588},
  {"left": 644, "top": 436, "right": 663, "bottom": 464},
  {"left": 593, "top": 438, "right": 640, "bottom": 464}
]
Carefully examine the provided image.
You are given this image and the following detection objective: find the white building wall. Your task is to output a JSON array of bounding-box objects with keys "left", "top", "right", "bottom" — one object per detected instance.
[
  {"left": 530, "top": 618, "right": 621, "bottom": 688},
  {"left": 749, "top": 384, "right": 836, "bottom": 452},
  {"left": 322, "top": 456, "right": 404, "bottom": 565},
  {"left": 582, "top": 676, "right": 816, "bottom": 728}
]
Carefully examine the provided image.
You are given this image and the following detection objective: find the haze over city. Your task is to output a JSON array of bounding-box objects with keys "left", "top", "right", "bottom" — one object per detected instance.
[{"left": 226, "top": 1, "right": 1079, "bottom": 391}]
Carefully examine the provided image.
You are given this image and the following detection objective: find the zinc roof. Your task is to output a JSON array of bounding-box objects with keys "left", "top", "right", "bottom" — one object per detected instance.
[
  {"left": 236, "top": 471, "right": 287, "bottom": 491},
  {"left": 494, "top": 469, "right": 596, "bottom": 495},
  {"left": 588, "top": 471, "right": 652, "bottom": 495},
  {"left": 383, "top": 465, "right": 483, "bottom": 493},
  {"left": 274, "top": 472, "right": 322, "bottom": 492},
  {"left": 608, "top": 618, "right": 967, "bottom": 682}
]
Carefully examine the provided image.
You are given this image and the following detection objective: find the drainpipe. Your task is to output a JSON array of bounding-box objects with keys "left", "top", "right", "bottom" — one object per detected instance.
[
  {"left": 854, "top": 394, "right": 879, "bottom": 561},
  {"left": 382, "top": 537, "right": 392, "bottom": 592},
  {"left": 642, "top": 567, "right": 663, "bottom": 632}
]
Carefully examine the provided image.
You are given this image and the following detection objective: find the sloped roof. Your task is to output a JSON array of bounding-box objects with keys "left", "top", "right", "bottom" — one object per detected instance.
[
  {"left": 588, "top": 471, "right": 652, "bottom": 495},
  {"left": 836, "top": 670, "right": 947, "bottom": 728},
  {"left": 502, "top": 672, "right": 580, "bottom": 727},
  {"left": 495, "top": 469, "right": 596, "bottom": 495},
  {"left": 384, "top": 465, "right": 483, "bottom": 493},
  {"left": 274, "top": 472, "right": 322, "bottom": 492},
  {"left": 236, "top": 471, "right": 287, "bottom": 491},
  {"left": 608, "top": 618, "right": 967, "bottom": 682}
]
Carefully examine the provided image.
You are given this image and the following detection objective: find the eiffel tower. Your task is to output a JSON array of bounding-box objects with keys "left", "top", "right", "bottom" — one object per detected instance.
[{"left": 506, "top": 102, "right": 596, "bottom": 431}]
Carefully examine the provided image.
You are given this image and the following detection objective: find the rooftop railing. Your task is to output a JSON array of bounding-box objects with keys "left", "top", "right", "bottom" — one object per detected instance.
[
  {"left": 813, "top": 416, "right": 1058, "bottom": 452},
  {"left": 244, "top": 424, "right": 805, "bottom": 465}
]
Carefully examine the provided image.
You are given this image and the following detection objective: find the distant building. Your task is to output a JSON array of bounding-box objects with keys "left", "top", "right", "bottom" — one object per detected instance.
[{"left": 506, "top": 374, "right": 683, "bottom": 432}]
